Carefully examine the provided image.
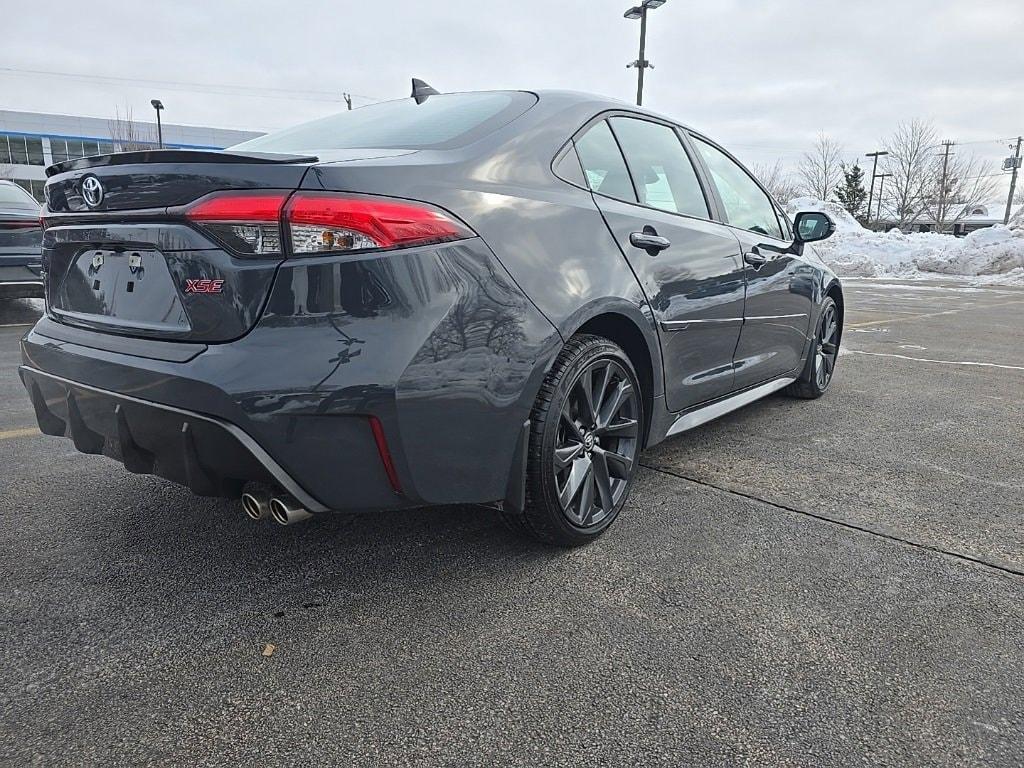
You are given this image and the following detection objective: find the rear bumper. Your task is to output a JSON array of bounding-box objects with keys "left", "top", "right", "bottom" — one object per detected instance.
[
  {"left": 20, "top": 239, "right": 560, "bottom": 512},
  {"left": 20, "top": 366, "right": 328, "bottom": 511}
]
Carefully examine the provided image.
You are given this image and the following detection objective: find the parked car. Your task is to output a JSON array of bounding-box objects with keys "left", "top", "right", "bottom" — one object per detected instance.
[
  {"left": 20, "top": 86, "right": 841, "bottom": 545},
  {"left": 0, "top": 180, "right": 43, "bottom": 299}
]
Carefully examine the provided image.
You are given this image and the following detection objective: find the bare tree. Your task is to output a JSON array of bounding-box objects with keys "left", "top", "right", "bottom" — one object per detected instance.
[
  {"left": 879, "top": 119, "right": 937, "bottom": 229},
  {"left": 924, "top": 150, "right": 1000, "bottom": 232},
  {"left": 752, "top": 160, "right": 801, "bottom": 203},
  {"left": 108, "top": 106, "right": 156, "bottom": 152},
  {"left": 796, "top": 133, "right": 844, "bottom": 200}
]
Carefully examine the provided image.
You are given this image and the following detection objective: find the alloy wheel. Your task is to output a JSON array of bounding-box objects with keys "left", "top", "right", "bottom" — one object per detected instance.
[
  {"left": 815, "top": 303, "right": 839, "bottom": 390},
  {"left": 554, "top": 358, "right": 639, "bottom": 528}
]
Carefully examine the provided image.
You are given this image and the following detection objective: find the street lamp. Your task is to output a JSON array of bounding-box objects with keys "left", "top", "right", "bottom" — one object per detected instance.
[
  {"left": 624, "top": 0, "right": 668, "bottom": 106},
  {"left": 150, "top": 99, "right": 164, "bottom": 149}
]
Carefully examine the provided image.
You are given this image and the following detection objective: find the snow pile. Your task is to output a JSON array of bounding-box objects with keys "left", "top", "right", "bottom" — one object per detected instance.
[{"left": 785, "top": 198, "right": 1024, "bottom": 284}]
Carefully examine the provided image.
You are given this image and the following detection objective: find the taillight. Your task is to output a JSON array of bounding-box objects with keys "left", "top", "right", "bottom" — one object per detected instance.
[
  {"left": 285, "top": 193, "right": 474, "bottom": 254},
  {"left": 184, "top": 191, "right": 474, "bottom": 257},
  {"left": 185, "top": 191, "right": 289, "bottom": 255}
]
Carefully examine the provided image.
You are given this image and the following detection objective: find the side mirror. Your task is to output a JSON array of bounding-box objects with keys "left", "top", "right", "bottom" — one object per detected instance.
[{"left": 793, "top": 211, "right": 835, "bottom": 243}]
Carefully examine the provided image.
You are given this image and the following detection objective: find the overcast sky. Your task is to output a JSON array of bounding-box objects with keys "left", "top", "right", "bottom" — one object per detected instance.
[{"left": 3, "top": 0, "right": 1022, "bottom": 195}]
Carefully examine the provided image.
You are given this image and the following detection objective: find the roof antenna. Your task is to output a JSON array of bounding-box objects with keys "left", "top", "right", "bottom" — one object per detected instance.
[{"left": 411, "top": 78, "right": 440, "bottom": 104}]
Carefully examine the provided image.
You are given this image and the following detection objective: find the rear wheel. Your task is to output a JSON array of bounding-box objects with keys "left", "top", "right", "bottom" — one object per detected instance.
[
  {"left": 507, "top": 335, "right": 643, "bottom": 547},
  {"left": 786, "top": 296, "right": 840, "bottom": 399}
]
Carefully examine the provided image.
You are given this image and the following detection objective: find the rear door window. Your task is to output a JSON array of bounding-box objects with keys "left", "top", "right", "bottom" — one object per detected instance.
[
  {"left": 692, "top": 136, "right": 784, "bottom": 240},
  {"left": 553, "top": 144, "right": 587, "bottom": 187},
  {"left": 574, "top": 121, "right": 636, "bottom": 203},
  {"left": 608, "top": 117, "right": 709, "bottom": 218}
]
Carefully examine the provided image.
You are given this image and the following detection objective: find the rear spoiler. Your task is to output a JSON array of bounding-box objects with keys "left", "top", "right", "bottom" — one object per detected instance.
[{"left": 46, "top": 149, "right": 319, "bottom": 177}]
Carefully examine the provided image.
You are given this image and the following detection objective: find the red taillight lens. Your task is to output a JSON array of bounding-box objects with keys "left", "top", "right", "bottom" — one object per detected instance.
[
  {"left": 185, "top": 192, "right": 289, "bottom": 222},
  {"left": 185, "top": 191, "right": 288, "bottom": 255},
  {"left": 182, "top": 191, "right": 474, "bottom": 257},
  {"left": 285, "top": 193, "right": 474, "bottom": 254}
]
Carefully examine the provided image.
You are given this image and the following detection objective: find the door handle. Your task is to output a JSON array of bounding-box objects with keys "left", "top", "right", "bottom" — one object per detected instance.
[
  {"left": 743, "top": 248, "right": 769, "bottom": 267},
  {"left": 630, "top": 229, "right": 671, "bottom": 254}
]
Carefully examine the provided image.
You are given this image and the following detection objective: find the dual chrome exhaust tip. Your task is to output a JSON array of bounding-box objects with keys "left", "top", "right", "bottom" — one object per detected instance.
[
  {"left": 241, "top": 490, "right": 271, "bottom": 521},
  {"left": 241, "top": 489, "right": 313, "bottom": 526}
]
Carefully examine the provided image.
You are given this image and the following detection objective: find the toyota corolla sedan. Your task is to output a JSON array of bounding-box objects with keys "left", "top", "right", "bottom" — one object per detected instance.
[
  {"left": 0, "top": 180, "right": 44, "bottom": 299},
  {"left": 21, "top": 86, "right": 841, "bottom": 546}
]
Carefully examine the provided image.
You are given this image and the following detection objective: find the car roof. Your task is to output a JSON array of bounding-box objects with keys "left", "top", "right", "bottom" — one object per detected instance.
[{"left": 529, "top": 89, "right": 698, "bottom": 133}]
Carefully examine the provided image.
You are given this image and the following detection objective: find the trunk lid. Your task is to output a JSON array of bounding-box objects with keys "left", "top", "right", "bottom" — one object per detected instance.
[{"left": 42, "top": 150, "right": 319, "bottom": 342}]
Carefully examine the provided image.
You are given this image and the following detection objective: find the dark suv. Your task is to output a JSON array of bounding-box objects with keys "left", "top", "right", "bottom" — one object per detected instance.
[{"left": 21, "top": 88, "right": 841, "bottom": 545}]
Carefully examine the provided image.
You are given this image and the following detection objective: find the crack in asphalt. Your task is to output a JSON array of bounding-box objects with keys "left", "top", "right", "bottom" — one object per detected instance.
[{"left": 640, "top": 462, "right": 1024, "bottom": 580}]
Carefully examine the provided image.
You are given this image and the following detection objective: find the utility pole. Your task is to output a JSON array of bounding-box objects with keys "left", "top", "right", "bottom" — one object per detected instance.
[
  {"left": 937, "top": 140, "right": 955, "bottom": 231},
  {"left": 876, "top": 173, "right": 893, "bottom": 225},
  {"left": 343, "top": 93, "right": 353, "bottom": 111},
  {"left": 624, "top": 0, "right": 667, "bottom": 107},
  {"left": 1005, "top": 136, "right": 1022, "bottom": 225},
  {"left": 865, "top": 150, "right": 889, "bottom": 226}
]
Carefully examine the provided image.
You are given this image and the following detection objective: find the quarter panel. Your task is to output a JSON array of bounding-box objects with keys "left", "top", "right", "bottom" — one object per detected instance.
[{"left": 254, "top": 239, "right": 561, "bottom": 507}]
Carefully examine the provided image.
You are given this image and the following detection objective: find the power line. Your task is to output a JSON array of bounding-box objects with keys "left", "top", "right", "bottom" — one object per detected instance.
[
  {"left": 0, "top": 65, "right": 384, "bottom": 104},
  {"left": 949, "top": 137, "right": 1018, "bottom": 147}
]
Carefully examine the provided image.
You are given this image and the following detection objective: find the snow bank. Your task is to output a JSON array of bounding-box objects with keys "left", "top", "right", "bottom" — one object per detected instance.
[{"left": 784, "top": 198, "right": 1024, "bottom": 284}]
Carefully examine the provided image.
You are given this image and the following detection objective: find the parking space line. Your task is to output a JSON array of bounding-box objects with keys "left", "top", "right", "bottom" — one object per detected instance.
[
  {"left": 0, "top": 323, "right": 34, "bottom": 328},
  {"left": 845, "top": 350, "right": 1024, "bottom": 371},
  {"left": 0, "top": 427, "right": 39, "bottom": 440}
]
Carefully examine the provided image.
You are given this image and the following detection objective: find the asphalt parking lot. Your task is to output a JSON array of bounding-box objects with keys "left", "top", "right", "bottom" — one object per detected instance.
[{"left": 2, "top": 280, "right": 1022, "bottom": 767}]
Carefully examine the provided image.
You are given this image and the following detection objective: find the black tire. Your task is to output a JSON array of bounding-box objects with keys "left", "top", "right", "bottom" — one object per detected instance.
[
  {"left": 507, "top": 334, "right": 643, "bottom": 547},
  {"left": 785, "top": 296, "right": 840, "bottom": 399}
]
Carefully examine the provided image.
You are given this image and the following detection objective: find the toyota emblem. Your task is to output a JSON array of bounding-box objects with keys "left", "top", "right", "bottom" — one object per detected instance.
[{"left": 81, "top": 175, "right": 104, "bottom": 208}]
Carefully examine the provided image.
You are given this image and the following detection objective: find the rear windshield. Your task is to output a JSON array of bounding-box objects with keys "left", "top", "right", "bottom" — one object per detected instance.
[
  {"left": 231, "top": 91, "right": 537, "bottom": 153},
  {"left": 0, "top": 183, "right": 38, "bottom": 208}
]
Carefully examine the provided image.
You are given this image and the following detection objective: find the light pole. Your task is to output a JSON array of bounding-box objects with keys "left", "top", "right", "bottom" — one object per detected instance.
[
  {"left": 624, "top": 0, "right": 668, "bottom": 107},
  {"left": 150, "top": 99, "right": 164, "bottom": 148}
]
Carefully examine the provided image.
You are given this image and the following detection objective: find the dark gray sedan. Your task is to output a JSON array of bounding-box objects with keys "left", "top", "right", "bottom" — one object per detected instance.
[
  {"left": 21, "top": 87, "right": 841, "bottom": 545},
  {"left": 0, "top": 180, "right": 43, "bottom": 299}
]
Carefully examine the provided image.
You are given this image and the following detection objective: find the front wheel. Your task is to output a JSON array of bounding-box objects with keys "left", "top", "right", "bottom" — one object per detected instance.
[
  {"left": 506, "top": 335, "right": 643, "bottom": 547},
  {"left": 786, "top": 296, "right": 840, "bottom": 399}
]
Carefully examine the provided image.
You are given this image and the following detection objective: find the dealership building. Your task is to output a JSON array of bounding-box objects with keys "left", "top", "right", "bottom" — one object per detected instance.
[{"left": 0, "top": 110, "right": 263, "bottom": 201}]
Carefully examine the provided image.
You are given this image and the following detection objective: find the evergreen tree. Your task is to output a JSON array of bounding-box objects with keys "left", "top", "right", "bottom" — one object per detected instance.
[{"left": 834, "top": 162, "right": 868, "bottom": 219}]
